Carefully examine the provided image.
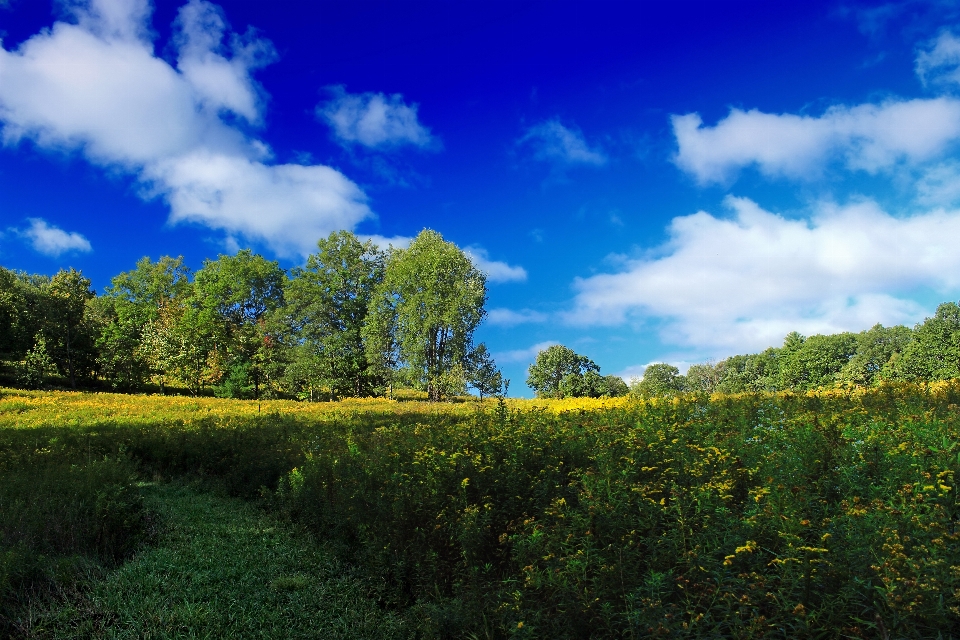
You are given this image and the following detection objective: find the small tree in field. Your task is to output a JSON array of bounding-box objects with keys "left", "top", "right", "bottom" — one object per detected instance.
[{"left": 526, "top": 344, "right": 599, "bottom": 398}]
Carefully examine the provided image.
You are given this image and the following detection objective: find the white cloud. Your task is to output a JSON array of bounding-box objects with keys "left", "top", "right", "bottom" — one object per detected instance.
[
  {"left": 16, "top": 218, "right": 92, "bottom": 256},
  {"left": 494, "top": 340, "right": 559, "bottom": 364},
  {"left": 518, "top": 118, "right": 607, "bottom": 166},
  {"left": 318, "top": 86, "right": 435, "bottom": 150},
  {"left": 0, "top": 0, "right": 372, "bottom": 257},
  {"left": 916, "top": 160, "right": 960, "bottom": 205},
  {"left": 567, "top": 196, "right": 960, "bottom": 353},
  {"left": 464, "top": 247, "right": 527, "bottom": 283},
  {"left": 486, "top": 308, "right": 548, "bottom": 326},
  {"left": 672, "top": 98, "right": 960, "bottom": 183},
  {"left": 917, "top": 30, "right": 960, "bottom": 87}
]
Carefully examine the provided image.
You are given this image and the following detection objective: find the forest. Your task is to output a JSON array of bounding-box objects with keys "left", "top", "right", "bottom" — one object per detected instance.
[{"left": 0, "top": 229, "right": 504, "bottom": 402}]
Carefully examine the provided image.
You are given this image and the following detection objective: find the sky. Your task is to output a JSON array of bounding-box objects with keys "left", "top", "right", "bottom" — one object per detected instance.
[{"left": 4, "top": 0, "right": 960, "bottom": 395}]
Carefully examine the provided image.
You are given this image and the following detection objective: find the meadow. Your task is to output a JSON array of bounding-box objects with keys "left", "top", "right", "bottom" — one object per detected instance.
[{"left": 2, "top": 385, "right": 960, "bottom": 638}]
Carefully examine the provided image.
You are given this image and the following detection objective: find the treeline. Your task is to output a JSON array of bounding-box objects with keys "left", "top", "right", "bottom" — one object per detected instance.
[
  {"left": 0, "top": 229, "right": 505, "bottom": 401},
  {"left": 635, "top": 303, "right": 960, "bottom": 396}
]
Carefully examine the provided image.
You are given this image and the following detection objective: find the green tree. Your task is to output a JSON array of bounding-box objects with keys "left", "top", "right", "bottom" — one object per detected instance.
[
  {"left": 44, "top": 269, "right": 97, "bottom": 388},
  {"left": 284, "top": 231, "right": 385, "bottom": 398},
  {"left": 192, "top": 250, "right": 286, "bottom": 399},
  {"left": 714, "top": 348, "right": 781, "bottom": 393},
  {"left": 630, "top": 363, "right": 683, "bottom": 398},
  {"left": 526, "top": 344, "right": 599, "bottom": 398},
  {"left": 839, "top": 324, "right": 912, "bottom": 386},
  {"left": 364, "top": 230, "right": 487, "bottom": 401},
  {"left": 601, "top": 374, "right": 629, "bottom": 397},
  {"left": 0, "top": 268, "right": 32, "bottom": 368},
  {"left": 891, "top": 302, "right": 960, "bottom": 382},
  {"left": 684, "top": 362, "right": 721, "bottom": 394},
  {"left": 778, "top": 332, "right": 858, "bottom": 391},
  {"left": 466, "top": 343, "right": 505, "bottom": 399},
  {"left": 19, "top": 333, "right": 56, "bottom": 389}
]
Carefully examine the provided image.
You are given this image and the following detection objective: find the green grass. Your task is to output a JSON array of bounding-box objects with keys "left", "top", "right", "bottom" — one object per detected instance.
[{"left": 22, "top": 483, "right": 410, "bottom": 639}]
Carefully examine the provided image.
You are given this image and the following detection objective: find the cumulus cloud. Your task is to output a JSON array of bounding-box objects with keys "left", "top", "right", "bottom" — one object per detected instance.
[
  {"left": 672, "top": 98, "right": 960, "bottom": 183},
  {"left": 318, "top": 86, "right": 435, "bottom": 150},
  {"left": 486, "top": 308, "right": 548, "bottom": 327},
  {"left": 567, "top": 196, "right": 960, "bottom": 353},
  {"left": 15, "top": 218, "right": 92, "bottom": 256},
  {"left": 917, "top": 30, "right": 960, "bottom": 87},
  {"left": 494, "top": 340, "right": 559, "bottom": 364},
  {"left": 518, "top": 119, "right": 607, "bottom": 167},
  {"left": 464, "top": 247, "right": 527, "bottom": 283},
  {"left": 0, "top": 0, "right": 371, "bottom": 256}
]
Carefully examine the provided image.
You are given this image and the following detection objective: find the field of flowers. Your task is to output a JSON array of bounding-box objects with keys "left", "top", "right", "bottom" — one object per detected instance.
[{"left": 3, "top": 385, "right": 960, "bottom": 638}]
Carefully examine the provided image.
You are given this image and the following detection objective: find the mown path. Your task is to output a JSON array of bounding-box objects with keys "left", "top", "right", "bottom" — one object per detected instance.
[{"left": 38, "top": 483, "right": 409, "bottom": 639}]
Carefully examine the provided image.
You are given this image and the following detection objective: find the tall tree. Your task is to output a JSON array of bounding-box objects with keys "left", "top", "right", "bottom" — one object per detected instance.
[
  {"left": 364, "top": 230, "right": 487, "bottom": 401},
  {"left": 284, "top": 231, "right": 385, "bottom": 398},
  {"left": 44, "top": 269, "right": 97, "bottom": 388},
  {"left": 97, "top": 256, "right": 191, "bottom": 390},
  {"left": 192, "top": 250, "right": 286, "bottom": 399}
]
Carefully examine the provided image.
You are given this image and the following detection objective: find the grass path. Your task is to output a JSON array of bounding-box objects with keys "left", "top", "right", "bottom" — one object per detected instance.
[{"left": 38, "top": 483, "right": 410, "bottom": 639}]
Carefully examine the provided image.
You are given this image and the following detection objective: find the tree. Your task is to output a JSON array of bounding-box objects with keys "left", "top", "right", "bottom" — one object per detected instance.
[
  {"left": 601, "top": 374, "right": 629, "bottom": 397},
  {"left": 890, "top": 302, "right": 960, "bottom": 382},
  {"left": 44, "top": 269, "right": 97, "bottom": 388},
  {"left": 778, "top": 332, "right": 858, "bottom": 391},
  {"left": 714, "top": 349, "right": 781, "bottom": 393},
  {"left": 467, "top": 343, "right": 505, "bottom": 399},
  {"left": 526, "top": 345, "right": 599, "bottom": 398},
  {"left": 839, "top": 324, "right": 912, "bottom": 386},
  {"left": 630, "top": 363, "right": 683, "bottom": 398},
  {"left": 19, "top": 333, "right": 56, "bottom": 389},
  {"left": 0, "top": 268, "right": 37, "bottom": 381},
  {"left": 192, "top": 250, "right": 286, "bottom": 399},
  {"left": 684, "top": 362, "right": 721, "bottom": 394},
  {"left": 364, "top": 230, "right": 487, "bottom": 401},
  {"left": 284, "top": 231, "right": 386, "bottom": 398}
]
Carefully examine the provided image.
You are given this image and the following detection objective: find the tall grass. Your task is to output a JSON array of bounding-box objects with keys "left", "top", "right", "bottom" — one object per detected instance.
[{"left": 3, "top": 385, "right": 960, "bottom": 637}]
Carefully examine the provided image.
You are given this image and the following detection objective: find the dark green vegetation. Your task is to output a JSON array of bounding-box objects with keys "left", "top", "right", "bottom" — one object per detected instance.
[
  {"left": 18, "top": 483, "right": 408, "bottom": 639},
  {"left": 4, "top": 385, "right": 960, "bottom": 637},
  {"left": 631, "top": 307, "right": 960, "bottom": 397},
  {"left": 0, "top": 229, "right": 503, "bottom": 401}
]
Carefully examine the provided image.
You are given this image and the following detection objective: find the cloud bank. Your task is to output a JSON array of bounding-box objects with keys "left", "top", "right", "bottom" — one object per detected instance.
[
  {"left": 568, "top": 196, "right": 960, "bottom": 353},
  {"left": 0, "top": 0, "right": 371, "bottom": 257},
  {"left": 318, "top": 86, "right": 435, "bottom": 150},
  {"left": 672, "top": 99, "right": 960, "bottom": 183}
]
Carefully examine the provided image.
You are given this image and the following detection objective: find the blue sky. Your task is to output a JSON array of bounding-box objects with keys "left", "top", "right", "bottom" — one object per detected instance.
[{"left": 4, "top": 0, "right": 960, "bottom": 395}]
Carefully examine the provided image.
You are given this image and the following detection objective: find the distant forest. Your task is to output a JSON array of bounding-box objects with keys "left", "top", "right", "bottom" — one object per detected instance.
[
  {"left": 632, "top": 304, "right": 960, "bottom": 397},
  {"left": 0, "top": 229, "right": 504, "bottom": 401}
]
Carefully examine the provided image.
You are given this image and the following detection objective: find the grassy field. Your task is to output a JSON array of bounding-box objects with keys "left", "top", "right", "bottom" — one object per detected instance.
[{"left": 3, "top": 386, "right": 960, "bottom": 638}]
